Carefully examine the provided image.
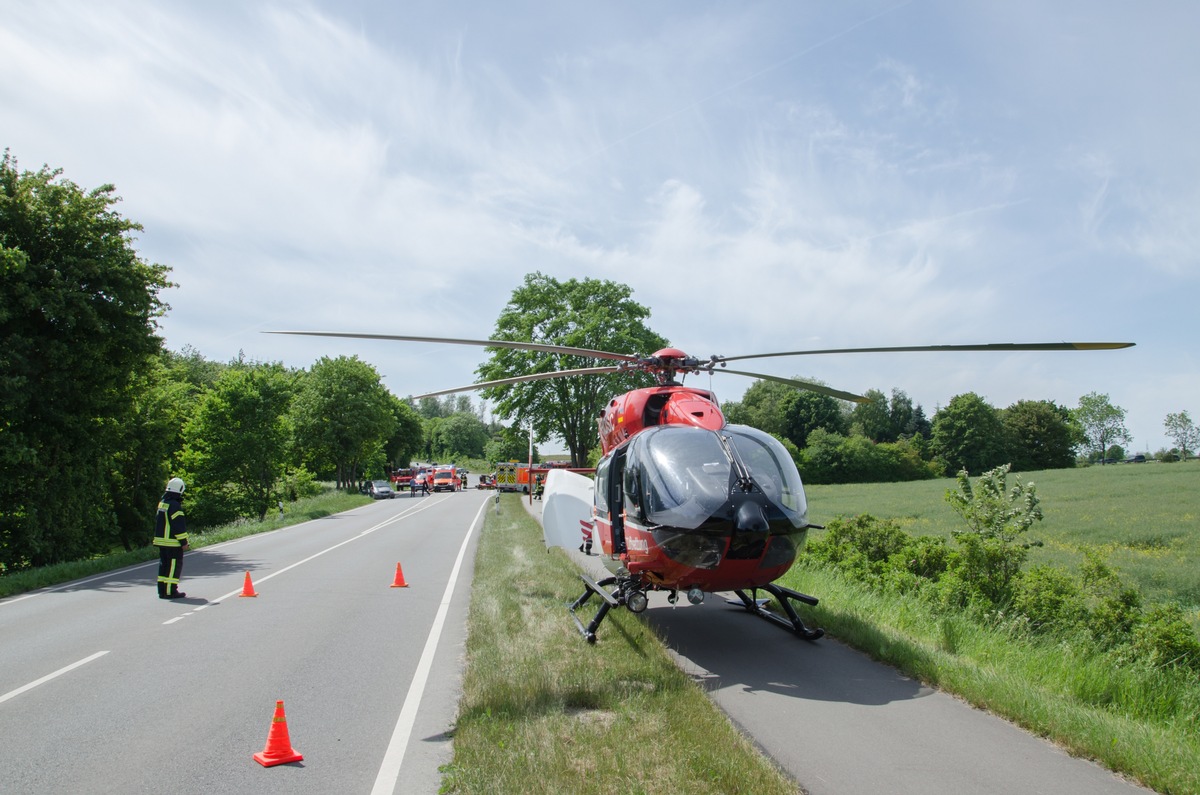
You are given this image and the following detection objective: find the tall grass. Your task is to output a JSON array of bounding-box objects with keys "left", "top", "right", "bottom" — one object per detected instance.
[{"left": 442, "top": 497, "right": 798, "bottom": 795}]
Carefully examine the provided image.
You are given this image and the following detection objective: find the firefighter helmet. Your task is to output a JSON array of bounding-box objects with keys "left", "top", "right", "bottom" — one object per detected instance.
[{"left": 166, "top": 477, "right": 186, "bottom": 494}]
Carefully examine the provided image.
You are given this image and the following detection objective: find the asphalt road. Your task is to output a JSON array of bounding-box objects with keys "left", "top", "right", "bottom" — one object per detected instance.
[
  {"left": 0, "top": 490, "right": 489, "bottom": 795},
  {"left": 523, "top": 497, "right": 1154, "bottom": 795}
]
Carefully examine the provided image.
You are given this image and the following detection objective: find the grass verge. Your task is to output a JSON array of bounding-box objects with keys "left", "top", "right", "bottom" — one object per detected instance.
[
  {"left": 440, "top": 496, "right": 799, "bottom": 795},
  {"left": 779, "top": 563, "right": 1200, "bottom": 795},
  {"left": 0, "top": 485, "right": 370, "bottom": 599}
]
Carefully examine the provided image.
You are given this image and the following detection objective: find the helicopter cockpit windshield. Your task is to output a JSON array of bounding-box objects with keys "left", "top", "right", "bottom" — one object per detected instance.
[
  {"left": 628, "top": 424, "right": 808, "bottom": 531},
  {"left": 723, "top": 424, "right": 808, "bottom": 523}
]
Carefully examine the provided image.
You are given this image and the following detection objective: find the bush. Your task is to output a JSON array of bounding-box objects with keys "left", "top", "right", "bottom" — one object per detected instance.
[
  {"left": 798, "top": 431, "right": 940, "bottom": 485},
  {"left": 805, "top": 514, "right": 910, "bottom": 585},
  {"left": 807, "top": 515, "right": 953, "bottom": 600},
  {"left": 935, "top": 534, "right": 1027, "bottom": 609},
  {"left": 1080, "top": 551, "right": 1144, "bottom": 650},
  {"left": 1127, "top": 603, "right": 1200, "bottom": 672},
  {"left": 1011, "top": 565, "right": 1089, "bottom": 633},
  {"left": 279, "top": 467, "right": 321, "bottom": 501},
  {"left": 936, "top": 465, "right": 1042, "bottom": 608},
  {"left": 900, "top": 535, "right": 952, "bottom": 580}
]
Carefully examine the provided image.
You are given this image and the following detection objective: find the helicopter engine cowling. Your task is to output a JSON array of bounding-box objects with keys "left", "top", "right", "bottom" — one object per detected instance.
[{"left": 598, "top": 385, "right": 725, "bottom": 455}]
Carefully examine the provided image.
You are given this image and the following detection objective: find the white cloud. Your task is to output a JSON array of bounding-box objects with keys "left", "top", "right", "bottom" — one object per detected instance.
[{"left": 2, "top": 0, "right": 1195, "bottom": 453}]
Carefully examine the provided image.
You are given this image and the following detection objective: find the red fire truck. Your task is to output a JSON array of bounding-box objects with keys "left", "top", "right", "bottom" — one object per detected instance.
[{"left": 390, "top": 468, "right": 414, "bottom": 490}]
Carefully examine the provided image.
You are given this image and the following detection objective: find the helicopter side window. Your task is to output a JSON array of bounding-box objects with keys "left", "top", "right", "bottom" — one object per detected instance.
[
  {"left": 609, "top": 446, "right": 628, "bottom": 552},
  {"left": 595, "top": 456, "right": 610, "bottom": 515},
  {"left": 622, "top": 451, "right": 643, "bottom": 523}
]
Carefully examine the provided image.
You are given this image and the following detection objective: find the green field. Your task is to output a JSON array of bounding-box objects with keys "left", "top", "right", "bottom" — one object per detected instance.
[{"left": 804, "top": 460, "right": 1200, "bottom": 612}]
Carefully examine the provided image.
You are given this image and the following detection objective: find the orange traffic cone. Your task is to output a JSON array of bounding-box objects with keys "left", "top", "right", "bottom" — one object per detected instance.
[
  {"left": 390, "top": 562, "right": 409, "bottom": 588},
  {"left": 239, "top": 571, "right": 258, "bottom": 597},
  {"left": 253, "top": 700, "right": 303, "bottom": 767}
]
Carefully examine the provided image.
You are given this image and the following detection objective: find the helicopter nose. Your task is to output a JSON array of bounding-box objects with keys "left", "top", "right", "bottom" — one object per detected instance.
[{"left": 734, "top": 500, "right": 769, "bottom": 533}]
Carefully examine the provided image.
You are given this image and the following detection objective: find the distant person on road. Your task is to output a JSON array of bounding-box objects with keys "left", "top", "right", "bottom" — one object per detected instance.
[{"left": 154, "top": 477, "right": 190, "bottom": 599}]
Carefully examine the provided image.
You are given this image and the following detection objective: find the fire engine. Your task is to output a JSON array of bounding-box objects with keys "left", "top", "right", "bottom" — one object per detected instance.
[{"left": 389, "top": 468, "right": 414, "bottom": 490}]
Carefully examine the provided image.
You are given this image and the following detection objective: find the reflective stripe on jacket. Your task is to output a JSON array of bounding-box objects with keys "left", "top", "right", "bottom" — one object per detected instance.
[{"left": 153, "top": 495, "right": 189, "bottom": 547}]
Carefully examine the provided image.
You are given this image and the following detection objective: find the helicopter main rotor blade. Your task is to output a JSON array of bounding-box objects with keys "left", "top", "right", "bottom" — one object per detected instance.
[
  {"left": 413, "top": 366, "right": 626, "bottom": 399},
  {"left": 715, "top": 341, "right": 1135, "bottom": 365},
  {"left": 716, "top": 369, "right": 871, "bottom": 403},
  {"left": 266, "top": 330, "right": 641, "bottom": 363}
]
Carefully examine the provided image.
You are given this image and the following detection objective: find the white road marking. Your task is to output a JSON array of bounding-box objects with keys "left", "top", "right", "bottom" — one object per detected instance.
[
  {"left": 0, "top": 651, "right": 109, "bottom": 705},
  {"left": 0, "top": 497, "right": 441, "bottom": 610},
  {"left": 371, "top": 500, "right": 486, "bottom": 795},
  {"left": 166, "top": 498, "right": 444, "bottom": 623}
]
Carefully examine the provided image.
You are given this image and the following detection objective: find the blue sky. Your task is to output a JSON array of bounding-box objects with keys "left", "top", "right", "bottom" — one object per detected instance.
[{"left": 3, "top": 1, "right": 1197, "bottom": 454}]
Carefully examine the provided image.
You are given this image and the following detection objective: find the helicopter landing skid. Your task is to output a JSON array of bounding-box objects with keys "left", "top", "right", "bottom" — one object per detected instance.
[
  {"left": 568, "top": 575, "right": 620, "bottom": 643},
  {"left": 728, "top": 584, "right": 825, "bottom": 641}
]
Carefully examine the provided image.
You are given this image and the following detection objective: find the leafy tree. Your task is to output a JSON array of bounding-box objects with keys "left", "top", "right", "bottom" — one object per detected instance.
[
  {"left": 1164, "top": 411, "right": 1198, "bottom": 460},
  {"left": 109, "top": 354, "right": 193, "bottom": 549},
  {"left": 724, "top": 377, "right": 852, "bottom": 448},
  {"left": 848, "top": 388, "right": 929, "bottom": 444},
  {"left": 179, "top": 362, "right": 296, "bottom": 523},
  {"left": 783, "top": 389, "right": 849, "bottom": 449},
  {"left": 432, "top": 412, "right": 489, "bottom": 460},
  {"left": 725, "top": 379, "right": 798, "bottom": 438},
  {"left": 930, "top": 393, "right": 1007, "bottom": 476},
  {"left": 165, "top": 345, "right": 225, "bottom": 396},
  {"left": 484, "top": 425, "right": 536, "bottom": 465},
  {"left": 1074, "top": 392, "right": 1131, "bottom": 464},
  {"left": 477, "top": 273, "right": 667, "bottom": 466},
  {"left": 385, "top": 396, "right": 423, "bottom": 470},
  {"left": 415, "top": 396, "right": 447, "bottom": 420},
  {"left": 417, "top": 416, "right": 441, "bottom": 462},
  {"left": 850, "top": 388, "right": 892, "bottom": 441},
  {"left": 291, "top": 356, "right": 394, "bottom": 487},
  {"left": 946, "top": 464, "right": 1043, "bottom": 543},
  {"left": 1002, "top": 399, "right": 1079, "bottom": 471},
  {"left": 413, "top": 394, "right": 472, "bottom": 421},
  {"left": 1, "top": 153, "right": 171, "bottom": 568},
  {"left": 890, "top": 389, "right": 931, "bottom": 440}
]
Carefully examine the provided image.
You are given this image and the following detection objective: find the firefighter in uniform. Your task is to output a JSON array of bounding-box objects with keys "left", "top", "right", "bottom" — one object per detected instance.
[{"left": 154, "top": 477, "right": 189, "bottom": 599}]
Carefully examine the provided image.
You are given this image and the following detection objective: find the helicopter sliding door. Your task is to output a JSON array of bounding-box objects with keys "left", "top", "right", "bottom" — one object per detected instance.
[{"left": 594, "top": 448, "right": 627, "bottom": 555}]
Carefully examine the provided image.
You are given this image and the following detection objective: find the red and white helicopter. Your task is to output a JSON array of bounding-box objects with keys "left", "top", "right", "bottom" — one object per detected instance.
[{"left": 270, "top": 332, "right": 1133, "bottom": 642}]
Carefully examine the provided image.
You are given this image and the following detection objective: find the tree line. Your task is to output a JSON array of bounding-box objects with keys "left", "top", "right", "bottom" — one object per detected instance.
[
  {"left": 5, "top": 154, "right": 1195, "bottom": 572},
  {"left": 0, "top": 154, "right": 526, "bottom": 573},
  {"left": 723, "top": 379, "right": 1195, "bottom": 485}
]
